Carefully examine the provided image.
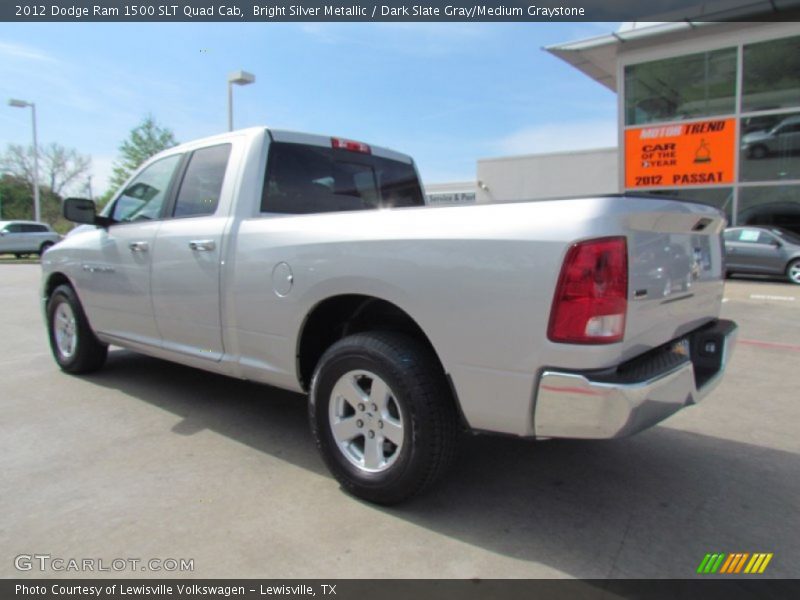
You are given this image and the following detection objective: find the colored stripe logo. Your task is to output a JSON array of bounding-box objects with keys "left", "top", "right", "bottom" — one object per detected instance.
[{"left": 697, "top": 553, "right": 773, "bottom": 574}]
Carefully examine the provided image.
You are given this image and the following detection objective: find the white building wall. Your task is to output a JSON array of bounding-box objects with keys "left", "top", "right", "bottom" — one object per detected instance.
[{"left": 476, "top": 147, "right": 619, "bottom": 203}]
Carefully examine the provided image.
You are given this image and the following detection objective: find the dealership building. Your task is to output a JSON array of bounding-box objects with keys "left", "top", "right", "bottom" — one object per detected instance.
[{"left": 442, "top": 19, "right": 800, "bottom": 233}]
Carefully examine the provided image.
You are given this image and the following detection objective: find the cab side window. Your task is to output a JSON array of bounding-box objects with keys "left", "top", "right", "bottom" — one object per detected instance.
[
  {"left": 172, "top": 144, "right": 231, "bottom": 218},
  {"left": 111, "top": 154, "right": 182, "bottom": 223}
]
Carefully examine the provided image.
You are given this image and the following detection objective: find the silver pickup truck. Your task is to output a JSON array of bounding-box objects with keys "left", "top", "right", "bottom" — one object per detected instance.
[{"left": 42, "top": 127, "right": 737, "bottom": 504}]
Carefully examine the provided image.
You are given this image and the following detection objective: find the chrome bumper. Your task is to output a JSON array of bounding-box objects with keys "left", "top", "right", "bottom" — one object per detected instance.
[{"left": 534, "top": 320, "right": 738, "bottom": 439}]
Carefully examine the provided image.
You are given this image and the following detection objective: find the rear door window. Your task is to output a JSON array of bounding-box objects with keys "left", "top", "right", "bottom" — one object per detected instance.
[
  {"left": 737, "top": 229, "right": 761, "bottom": 243},
  {"left": 261, "top": 141, "right": 424, "bottom": 214},
  {"left": 172, "top": 144, "right": 232, "bottom": 218}
]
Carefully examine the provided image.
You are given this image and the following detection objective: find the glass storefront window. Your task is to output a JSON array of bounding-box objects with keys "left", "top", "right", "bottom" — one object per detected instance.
[
  {"left": 646, "top": 187, "right": 734, "bottom": 224},
  {"left": 739, "top": 186, "right": 800, "bottom": 235},
  {"left": 742, "top": 36, "right": 800, "bottom": 113},
  {"left": 740, "top": 111, "right": 800, "bottom": 182},
  {"left": 624, "top": 48, "right": 737, "bottom": 126}
]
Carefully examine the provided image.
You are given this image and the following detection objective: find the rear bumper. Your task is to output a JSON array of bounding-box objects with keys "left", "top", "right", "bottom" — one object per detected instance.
[{"left": 533, "top": 319, "right": 737, "bottom": 439}]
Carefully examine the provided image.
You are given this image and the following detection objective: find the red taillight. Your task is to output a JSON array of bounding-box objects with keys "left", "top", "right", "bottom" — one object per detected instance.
[
  {"left": 331, "top": 137, "right": 371, "bottom": 154},
  {"left": 548, "top": 236, "right": 628, "bottom": 344}
]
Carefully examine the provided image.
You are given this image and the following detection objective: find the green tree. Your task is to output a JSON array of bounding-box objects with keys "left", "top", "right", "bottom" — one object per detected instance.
[
  {"left": 0, "top": 174, "right": 69, "bottom": 233},
  {"left": 108, "top": 115, "right": 178, "bottom": 194},
  {"left": 0, "top": 175, "right": 32, "bottom": 221}
]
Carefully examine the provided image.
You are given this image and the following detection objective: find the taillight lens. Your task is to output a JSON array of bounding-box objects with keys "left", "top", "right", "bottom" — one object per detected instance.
[
  {"left": 548, "top": 236, "right": 628, "bottom": 344},
  {"left": 331, "top": 137, "right": 371, "bottom": 154}
]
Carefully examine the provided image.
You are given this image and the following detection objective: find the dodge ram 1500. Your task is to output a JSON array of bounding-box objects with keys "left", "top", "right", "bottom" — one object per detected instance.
[{"left": 43, "top": 127, "right": 737, "bottom": 504}]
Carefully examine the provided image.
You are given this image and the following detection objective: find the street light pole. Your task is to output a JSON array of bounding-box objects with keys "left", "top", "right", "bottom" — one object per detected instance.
[
  {"left": 227, "top": 70, "right": 255, "bottom": 132},
  {"left": 8, "top": 98, "right": 41, "bottom": 222},
  {"left": 227, "top": 79, "right": 233, "bottom": 132},
  {"left": 30, "top": 102, "right": 40, "bottom": 222}
]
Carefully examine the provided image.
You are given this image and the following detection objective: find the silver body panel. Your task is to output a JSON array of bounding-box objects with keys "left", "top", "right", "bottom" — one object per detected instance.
[{"left": 42, "top": 128, "right": 731, "bottom": 437}]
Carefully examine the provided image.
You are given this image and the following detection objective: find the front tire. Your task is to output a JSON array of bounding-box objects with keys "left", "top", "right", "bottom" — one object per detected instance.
[
  {"left": 39, "top": 241, "right": 54, "bottom": 255},
  {"left": 787, "top": 259, "right": 800, "bottom": 285},
  {"left": 309, "top": 332, "right": 459, "bottom": 505},
  {"left": 46, "top": 284, "right": 108, "bottom": 373}
]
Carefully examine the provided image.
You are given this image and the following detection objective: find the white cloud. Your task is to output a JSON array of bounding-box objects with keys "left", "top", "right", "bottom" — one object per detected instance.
[
  {"left": 493, "top": 120, "right": 618, "bottom": 156},
  {"left": 0, "top": 41, "right": 55, "bottom": 62}
]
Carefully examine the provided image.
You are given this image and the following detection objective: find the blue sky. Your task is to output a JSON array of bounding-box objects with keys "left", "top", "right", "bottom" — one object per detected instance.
[{"left": 0, "top": 22, "right": 619, "bottom": 195}]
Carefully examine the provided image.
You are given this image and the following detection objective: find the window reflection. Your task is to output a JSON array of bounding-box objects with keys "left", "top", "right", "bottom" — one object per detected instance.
[
  {"left": 742, "top": 35, "right": 800, "bottom": 113},
  {"left": 738, "top": 186, "right": 800, "bottom": 235},
  {"left": 624, "top": 48, "right": 736, "bottom": 126},
  {"left": 739, "top": 112, "right": 800, "bottom": 182}
]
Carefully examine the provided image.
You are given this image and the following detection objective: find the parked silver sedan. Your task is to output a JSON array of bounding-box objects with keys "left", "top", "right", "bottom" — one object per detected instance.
[
  {"left": 724, "top": 226, "right": 800, "bottom": 284},
  {"left": 741, "top": 115, "right": 800, "bottom": 159},
  {"left": 0, "top": 220, "right": 62, "bottom": 258}
]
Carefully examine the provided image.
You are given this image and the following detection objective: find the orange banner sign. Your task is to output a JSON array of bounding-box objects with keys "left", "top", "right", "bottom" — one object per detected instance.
[{"left": 625, "top": 118, "right": 736, "bottom": 188}]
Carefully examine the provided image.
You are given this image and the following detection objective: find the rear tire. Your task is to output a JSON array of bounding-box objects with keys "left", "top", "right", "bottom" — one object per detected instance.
[
  {"left": 787, "top": 259, "right": 800, "bottom": 285},
  {"left": 309, "top": 332, "right": 459, "bottom": 505},
  {"left": 46, "top": 284, "right": 108, "bottom": 373}
]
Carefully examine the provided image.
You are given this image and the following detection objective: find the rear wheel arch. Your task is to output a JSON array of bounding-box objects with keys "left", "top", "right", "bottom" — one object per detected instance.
[{"left": 296, "top": 294, "right": 445, "bottom": 385}]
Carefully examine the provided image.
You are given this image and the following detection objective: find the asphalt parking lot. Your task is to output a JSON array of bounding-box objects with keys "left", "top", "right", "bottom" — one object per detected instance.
[{"left": 2, "top": 264, "right": 798, "bottom": 579}]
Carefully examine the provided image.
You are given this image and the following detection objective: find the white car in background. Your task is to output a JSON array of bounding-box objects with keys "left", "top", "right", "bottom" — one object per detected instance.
[
  {"left": 0, "top": 220, "right": 62, "bottom": 258},
  {"left": 741, "top": 115, "right": 800, "bottom": 159}
]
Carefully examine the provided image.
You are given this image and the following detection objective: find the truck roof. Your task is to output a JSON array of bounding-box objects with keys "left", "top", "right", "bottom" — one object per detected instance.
[{"left": 156, "top": 126, "right": 414, "bottom": 165}]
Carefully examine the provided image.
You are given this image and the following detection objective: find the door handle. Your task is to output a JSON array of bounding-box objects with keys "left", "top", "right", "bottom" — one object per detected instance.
[
  {"left": 129, "top": 241, "right": 149, "bottom": 253},
  {"left": 189, "top": 240, "right": 216, "bottom": 252}
]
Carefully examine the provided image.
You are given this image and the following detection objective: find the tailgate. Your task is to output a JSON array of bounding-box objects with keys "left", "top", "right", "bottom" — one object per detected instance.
[{"left": 623, "top": 196, "right": 726, "bottom": 358}]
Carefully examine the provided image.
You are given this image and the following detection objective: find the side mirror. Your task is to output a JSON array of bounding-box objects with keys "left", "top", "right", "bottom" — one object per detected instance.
[{"left": 63, "top": 197, "right": 113, "bottom": 227}]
